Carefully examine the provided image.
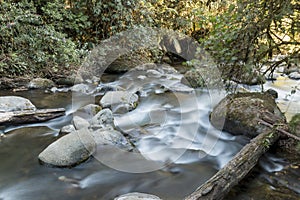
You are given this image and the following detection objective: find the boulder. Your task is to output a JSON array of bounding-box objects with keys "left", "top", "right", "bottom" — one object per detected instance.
[
  {"left": 0, "top": 96, "right": 36, "bottom": 112},
  {"left": 100, "top": 91, "right": 138, "bottom": 114},
  {"left": 114, "top": 192, "right": 162, "bottom": 200},
  {"left": 210, "top": 92, "right": 285, "bottom": 138},
  {"left": 90, "top": 108, "right": 114, "bottom": 129},
  {"left": 91, "top": 129, "right": 134, "bottom": 151},
  {"left": 74, "top": 104, "right": 102, "bottom": 120},
  {"left": 59, "top": 124, "right": 76, "bottom": 134},
  {"left": 28, "top": 78, "right": 55, "bottom": 89},
  {"left": 38, "top": 128, "right": 96, "bottom": 167},
  {"left": 72, "top": 116, "right": 90, "bottom": 130}
]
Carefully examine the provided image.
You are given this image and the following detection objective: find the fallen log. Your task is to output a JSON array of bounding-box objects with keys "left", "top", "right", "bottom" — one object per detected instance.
[
  {"left": 185, "top": 130, "right": 280, "bottom": 200},
  {"left": 0, "top": 108, "right": 65, "bottom": 125}
]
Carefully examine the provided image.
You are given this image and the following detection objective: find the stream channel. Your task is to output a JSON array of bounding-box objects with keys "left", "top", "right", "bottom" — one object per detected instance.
[{"left": 0, "top": 67, "right": 299, "bottom": 200}]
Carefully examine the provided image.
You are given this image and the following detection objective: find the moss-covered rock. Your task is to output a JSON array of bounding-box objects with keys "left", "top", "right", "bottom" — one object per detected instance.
[{"left": 210, "top": 92, "right": 285, "bottom": 137}]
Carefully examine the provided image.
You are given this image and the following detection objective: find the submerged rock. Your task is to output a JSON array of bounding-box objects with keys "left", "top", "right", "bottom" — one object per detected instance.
[
  {"left": 210, "top": 92, "right": 285, "bottom": 137},
  {"left": 100, "top": 91, "right": 138, "bottom": 114},
  {"left": 0, "top": 96, "right": 36, "bottom": 112},
  {"left": 28, "top": 78, "right": 55, "bottom": 89},
  {"left": 114, "top": 192, "right": 162, "bottom": 200},
  {"left": 38, "top": 128, "right": 96, "bottom": 167}
]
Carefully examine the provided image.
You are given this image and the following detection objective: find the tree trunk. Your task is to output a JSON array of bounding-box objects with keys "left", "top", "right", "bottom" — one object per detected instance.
[
  {"left": 185, "top": 130, "right": 280, "bottom": 200},
  {"left": 0, "top": 108, "right": 66, "bottom": 125}
]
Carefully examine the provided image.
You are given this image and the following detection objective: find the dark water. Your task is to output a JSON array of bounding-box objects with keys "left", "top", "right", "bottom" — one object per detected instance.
[{"left": 0, "top": 72, "right": 298, "bottom": 199}]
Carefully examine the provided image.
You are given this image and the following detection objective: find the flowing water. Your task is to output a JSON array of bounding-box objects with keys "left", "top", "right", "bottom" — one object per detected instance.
[{"left": 0, "top": 71, "right": 299, "bottom": 199}]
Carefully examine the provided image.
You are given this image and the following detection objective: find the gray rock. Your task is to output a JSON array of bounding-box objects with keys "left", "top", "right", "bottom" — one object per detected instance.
[
  {"left": 210, "top": 92, "right": 285, "bottom": 138},
  {"left": 90, "top": 108, "right": 114, "bottom": 128},
  {"left": 114, "top": 192, "right": 162, "bottom": 200},
  {"left": 72, "top": 116, "right": 90, "bottom": 130},
  {"left": 71, "top": 83, "right": 90, "bottom": 93},
  {"left": 74, "top": 104, "right": 102, "bottom": 120},
  {"left": 100, "top": 91, "right": 138, "bottom": 113},
  {"left": 288, "top": 72, "right": 300, "bottom": 80},
  {"left": 91, "top": 129, "right": 134, "bottom": 151},
  {"left": 0, "top": 96, "right": 36, "bottom": 112},
  {"left": 38, "top": 128, "right": 96, "bottom": 167},
  {"left": 59, "top": 124, "right": 76, "bottom": 134},
  {"left": 28, "top": 78, "right": 55, "bottom": 89}
]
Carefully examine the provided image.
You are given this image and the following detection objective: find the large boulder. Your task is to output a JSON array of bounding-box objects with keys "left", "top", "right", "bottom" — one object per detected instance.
[
  {"left": 0, "top": 96, "right": 36, "bottom": 112},
  {"left": 100, "top": 91, "right": 138, "bottom": 114},
  {"left": 38, "top": 128, "right": 96, "bottom": 167},
  {"left": 28, "top": 78, "right": 55, "bottom": 89},
  {"left": 210, "top": 92, "right": 285, "bottom": 138},
  {"left": 90, "top": 108, "right": 115, "bottom": 129},
  {"left": 72, "top": 116, "right": 90, "bottom": 130},
  {"left": 114, "top": 192, "right": 162, "bottom": 200}
]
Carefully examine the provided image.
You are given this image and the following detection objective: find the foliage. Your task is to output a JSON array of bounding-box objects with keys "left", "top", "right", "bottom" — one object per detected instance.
[
  {"left": 195, "top": 0, "right": 300, "bottom": 77},
  {"left": 0, "top": 0, "right": 85, "bottom": 77}
]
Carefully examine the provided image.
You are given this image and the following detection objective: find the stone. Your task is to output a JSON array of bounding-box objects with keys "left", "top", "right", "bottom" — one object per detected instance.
[
  {"left": 90, "top": 108, "right": 114, "bottom": 128},
  {"left": 288, "top": 72, "right": 300, "bottom": 80},
  {"left": 59, "top": 124, "right": 76, "bottom": 134},
  {"left": 114, "top": 192, "right": 162, "bottom": 200},
  {"left": 72, "top": 116, "right": 90, "bottom": 130},
  {"left": 100, "top": 91, "right": 138, "bottom": 114},
  {"left": 71, "top": 83, "right": 90, "bottom": 93},
  {"left": 74, "top": 104, "right": 102, "bottom": 120},
  {"left": 91, "top": 129, "right": 134, "bottom": 151},
  {"left": 0, "top": 96, "right": 36, "bottom": 112},
  {"left": 28, "top": 78, "right": 55, "bottom": 89},
  {"left": 266, "top": 89, "right": 278, "bottom": 99},
  {"left": 210, "top": 92, "right": 285, "bottom": 138},
  {"left": 38, "top": 128, "right": 96, "bottom": 167}
]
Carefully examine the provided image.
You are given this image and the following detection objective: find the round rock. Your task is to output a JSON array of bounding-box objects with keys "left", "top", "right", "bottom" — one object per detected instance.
[
  {"left": 114, "top": 192, "right": 162, "bottom": 200},
  {"left": 0, "top": 96, "right": 36, "bottom": 112}
]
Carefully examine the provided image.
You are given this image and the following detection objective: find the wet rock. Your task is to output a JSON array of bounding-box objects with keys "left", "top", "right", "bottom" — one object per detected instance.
[
  {"left": 114, "top": 192, "right": 162, "bottom": 200},
  {"left": 38, "top": 128, "right": 96, "bottom": 167},
  {"left": 90, "top": 108, "right": 114, "bottom": 129},
  {"left": 288, "top": 72, "right": 300, "bottom": 80},
  {"left": 74, "top": 104, "right": 102, "bottom": 120},
  {"left": 210, "top": 92, "right": 285, "bottom": 138},
  {"left": 71, "top": 83, "right": 90, "bottom": 93},
  {"left": 100, "top": 91, "right": 138, "bottom": 114},
  {"left": 183, "top": 69, "right": 205, "bottom": 88},
  {"left": 0, "top": 96, "right": 36, "bottom": 112},
  {"left": 28, "top": 78, "right": 55, "bottom": 89},
  {"left": 72, "top": 116, "right": 90, "bottom": 130},
  {"left": 59, "top": 124, "right": 76, "bottom": 134},
  {"left": 91, "top": 129, "right": 134, "bottom": 151}
]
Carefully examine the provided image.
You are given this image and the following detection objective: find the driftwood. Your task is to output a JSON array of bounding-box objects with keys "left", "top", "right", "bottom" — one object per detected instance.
[
  {"left": 0, "top": 108, "right": 65, "bottom": 125},
  {"left": 185, "top": 130, "right": 280, "bottom": 200}
]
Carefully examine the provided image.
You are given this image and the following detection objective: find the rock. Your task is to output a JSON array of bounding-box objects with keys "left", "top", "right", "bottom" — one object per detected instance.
[
  {"left": 100, "top": 91, "right": 138, "bottom": 114},
  {"left": 28, "top": 78, "right": 55, "bottom": 89},
  {"left": 90, "top": 129, "right": 134, "bottom": 151},
  {"left": 114, "top": 192, "right": 162, "bottom": 200},
  {"left": 183, "top": 69, "right": 205, "bottom": 88},
  {"left": 55, "top": 74, "right": 83, "bottom": 86},
  {"left": 72, "top": 116, "right": 90, "bottom": 130},
  {"left": 90, "top": 108, "right": 114, "bottom": 129},
  {"left": 71, "top": 83, "right": 90, "bottom": 93},
  {"left": 38, "top": 128, "right": 96, "bottom": 167},
  {"left": 74, "top": 104, "right": 102, "bottom": 120},
  {"left": 288, "top": 72, "right": 300, "bottom": 80},
  {"left": 59, "top": 124, "right": 76, "bottom": 134},
  {"left": 210, "top": 92, "right": 285, "bottom": 138},
  {"left": 265, "top": 89, "right": 278, "bottom": 99},
  {"left": 0, "top": 96, "right": 36, "bottom": 112}
]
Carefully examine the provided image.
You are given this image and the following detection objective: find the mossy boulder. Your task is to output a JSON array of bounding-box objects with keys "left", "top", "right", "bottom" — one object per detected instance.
[{"left": 210, "top": 92, "right": 285, "bottom": 137}]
